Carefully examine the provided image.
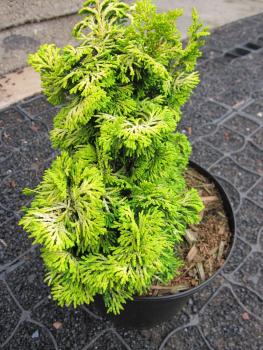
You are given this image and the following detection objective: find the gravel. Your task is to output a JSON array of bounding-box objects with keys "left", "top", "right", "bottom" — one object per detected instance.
[
  {"left": 211, "top": 157, "right": 260, "bottom": 192},
  {"left": 203, "top": 125, "right": 245, "bottom": 152},
  {"left": 247, "top": 179, "right": 263, "bottom": 207},
  {"left": 232, "top": 141, "right": 263, "bottom": 174},
  {"left": 199, "top": 288, "right": 262, "bottom": 350},
  {"left": 235, "top": 199, "right": 263, "bottom": 244},
  {"left": 223, "top": 114, "right": 260, "bottom": 136}
]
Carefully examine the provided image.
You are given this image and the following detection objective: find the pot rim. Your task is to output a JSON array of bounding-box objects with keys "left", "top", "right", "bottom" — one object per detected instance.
[{"left": 133, "top": 159, "right": 236, "bottom": 302}]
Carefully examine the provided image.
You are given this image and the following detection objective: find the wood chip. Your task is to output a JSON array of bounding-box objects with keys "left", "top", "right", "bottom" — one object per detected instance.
[
  {"left": 11, "top": 180, "right": 16, "bottom": 188},
  {"left": 199, "top": 210, "right": 204, "bottom": 221},
  {"left": 218, "top": 227, "right": 225, "bottom": 235},
  {"left": 217, "top": 241, "right": 225, "bottom": 261},
  {"left": 193, "top": 184, "right": 214, "bottom": 188},
  {"left": 152, "top": 289, "right": 159, "bottom": 296},
  {"left": 0, "top": 239, "right": 7, "bottom": 247},
  {"left": 150, "top": 284, "right": 190, "bottom": 295},
  {"left": 200, "top": 196, "right": 219, "bottom": 203},
  {"left": 184, "top": 229, "right": 198, "bottom": 245},
  {"left": 169, "top": 284, "right": 190, "bottom": 294},
  {"left": 196, "top": 262, "right": 205, "bottom": 282},
  {"left": 232, "top": 99, "right": 245, "bottom": 109},
  {"left": 188, "top": 268, "right": 197, "bottom": 277},
  {"left": 205, "top": 259, "right": 213, "bottom": 272},
  {"left": 187, "top": 245, "right": 198, "bottom": 261},
  {"left": 193, "top": 255, "right": 205, "bottom": 262},
  {"left": 186, "top": 170, "right": 206, "bottom": 182},
  {"left": 150, "top": 286, "right": 172, "bottom": 290},
  {"left": 208, "top": 246, "right": 218, "bottom": 256},
  {"left": 189, "top": 224, "right": 198, "bottom": 232},
  {"left": 204, "top": 187, "right": 213, "bottom": 196}
]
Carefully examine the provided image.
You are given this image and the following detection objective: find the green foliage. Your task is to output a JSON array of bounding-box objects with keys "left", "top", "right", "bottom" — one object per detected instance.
[{"left": 21, "top": 0, "right": 209, "bottom": 314}]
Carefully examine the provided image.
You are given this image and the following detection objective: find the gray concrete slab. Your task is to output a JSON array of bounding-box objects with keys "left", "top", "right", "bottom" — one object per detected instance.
[
  {"left": 154, "top": 0, "right": 263, "bottom": 39},
  {"left": 0, "top": 0, "right": 263, "bottom": 108},
  {"left": 0, "top": 67, "right": 42, "bottom": 110},
  {"left": 0, "top": 14, "right": 80, "bottom": 76},
  {"left": 0, "top": 0, "right": 83, "bottom": 30}
]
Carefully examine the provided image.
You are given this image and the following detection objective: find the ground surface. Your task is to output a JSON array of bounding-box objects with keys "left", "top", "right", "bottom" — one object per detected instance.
[{"left": 0, "top": 14, "right": 263, "bottom": 350}]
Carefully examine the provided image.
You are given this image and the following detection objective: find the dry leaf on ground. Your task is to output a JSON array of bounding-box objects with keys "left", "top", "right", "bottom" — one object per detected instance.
[
  {"left": 53, "top": 322, "right": 63, "bottom": 329},
  {"left": 242, "top": 313, "right": 249, "bottom": 320}
]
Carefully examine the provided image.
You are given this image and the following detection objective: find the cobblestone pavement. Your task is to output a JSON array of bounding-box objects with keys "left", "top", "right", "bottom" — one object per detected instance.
[{"left": 0, "top": 14, "right": 263, "bottom": 350}]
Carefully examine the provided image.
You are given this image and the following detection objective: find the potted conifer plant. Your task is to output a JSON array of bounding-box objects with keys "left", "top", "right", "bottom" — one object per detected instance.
[{"left": 20, "top": 0, "right": 235, "bottom": 329}]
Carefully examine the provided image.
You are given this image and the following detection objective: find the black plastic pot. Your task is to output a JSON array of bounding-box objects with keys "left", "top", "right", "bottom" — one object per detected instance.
[{"left": 93, "top": 160, "right": 236, "bottom": 329}]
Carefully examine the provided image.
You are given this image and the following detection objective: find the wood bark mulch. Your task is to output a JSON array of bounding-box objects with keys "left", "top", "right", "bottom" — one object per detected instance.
[{"left": 146, "top": 165, "right": 232, "bottom": 297}]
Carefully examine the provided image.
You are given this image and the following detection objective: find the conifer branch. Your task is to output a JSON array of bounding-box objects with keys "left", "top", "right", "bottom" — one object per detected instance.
[{"left": 22, "top": 0, "right": 209, "bottom": 314}]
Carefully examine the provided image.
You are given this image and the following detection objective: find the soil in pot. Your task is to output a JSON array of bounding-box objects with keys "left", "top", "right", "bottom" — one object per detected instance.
[{"left": 139, "top": 164, "right": 233, "bottom": 298}]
